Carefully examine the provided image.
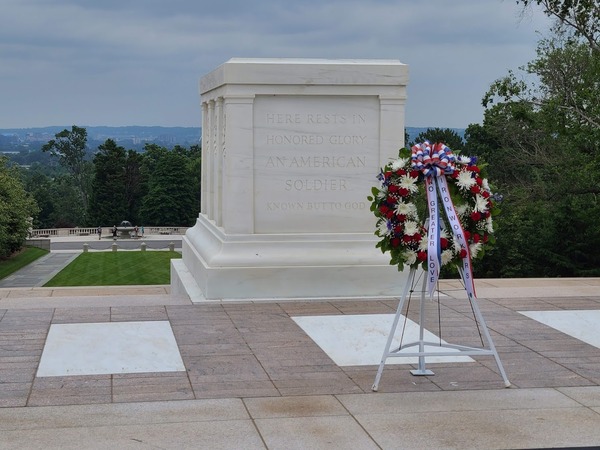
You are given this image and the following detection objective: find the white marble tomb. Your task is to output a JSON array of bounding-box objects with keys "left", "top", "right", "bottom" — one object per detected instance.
[{"left": 171, "top": 58, "right": 411, "bottom": 301}]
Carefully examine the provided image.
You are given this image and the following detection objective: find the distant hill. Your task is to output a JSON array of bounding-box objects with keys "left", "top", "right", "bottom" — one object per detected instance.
[
  {"left": 0, "top": 125, "right": 200, "bottom": 140},
  {"left": 0, "top": 126, "right": 201, "bottom": 153},
  {"left": 1, "top": 125, "right": 199, "bottom": 141},
  {"left": 1, "top": 125, "right": 464, "bottom": 152}
]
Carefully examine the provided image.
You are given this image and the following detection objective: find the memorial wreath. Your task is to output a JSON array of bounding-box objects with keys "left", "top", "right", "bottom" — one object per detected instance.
[{"left": 368, "top": 141, "right": 499, "bottom": 297}]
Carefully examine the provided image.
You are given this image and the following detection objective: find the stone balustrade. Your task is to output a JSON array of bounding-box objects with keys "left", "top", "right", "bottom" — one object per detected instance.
[{"left": 30, "top": 227, "right": 189, "bottom": 238}]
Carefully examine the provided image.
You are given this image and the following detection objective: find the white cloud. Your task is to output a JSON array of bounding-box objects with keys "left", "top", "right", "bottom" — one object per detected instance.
[{"left": 0, "top": 0, "right": 551, "bottom": 128}]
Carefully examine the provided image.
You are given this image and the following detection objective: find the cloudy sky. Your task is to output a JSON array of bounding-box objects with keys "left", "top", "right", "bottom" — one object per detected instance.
[{"left": 1, "top": 0, "right": 551, "bottom": 130}]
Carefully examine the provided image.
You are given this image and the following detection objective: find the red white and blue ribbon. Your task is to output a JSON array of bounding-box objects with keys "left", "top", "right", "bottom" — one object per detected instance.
[
  {"left": 411, "top": 141, "right": 477, "bottom": 299},
  {"left": 425, "top": 175, "right": 441, "bottom": 298}
]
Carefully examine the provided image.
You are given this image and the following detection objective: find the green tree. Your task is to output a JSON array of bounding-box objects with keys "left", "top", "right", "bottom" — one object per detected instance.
[
  {"left": 19, "top": 163, "right": 86, "bottom": 229},
  {"left": 124, "top": 149, "right": 146, "bottom": 223},
  {"left": 0, "top": 157, "right": 39, "bottom": 259},
  {"left": 517, "top": 0, "right": 599, "bottom": 52},
  {"left": 409, "top": 128, "right": 465, "bottom": 152},
  {"left": 42, "top": 126, "right": 93, "bottom": 224},
  {"left": 139, "top": 148, "right": 197, "bottom": 226},
  {"left": 88, "top": 140, "right": 147, "bottom": 226},
  {"left": 49, "top": 175, "right": 87, "bottom": 228},
  {"left": 141, "top": 143, "right": 168, "bottom": 173},
  {"left": 88, "top": 139, "right": 129, "bottom": 226},
  {"left": 467, "top": 1, "right": 600, "bottom": 277},
  {"left": 20, "top": 168, "right": 55, "bottom": 229},
  {"left": 173, "top": 144, "right": 201, "bottom": 215}
]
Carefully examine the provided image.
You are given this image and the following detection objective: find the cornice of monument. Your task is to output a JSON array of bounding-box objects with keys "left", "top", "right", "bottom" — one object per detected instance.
[{"left": 200, "top": 57, "right": 409, "bottom": 94}]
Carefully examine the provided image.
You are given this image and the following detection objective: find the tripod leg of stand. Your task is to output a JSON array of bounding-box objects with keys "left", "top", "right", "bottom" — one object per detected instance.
[
  {"left": 469, "top": 293, "right": 511, "bottom": 387},
  {"left": 459, "top": 269, "right": 511, "bottom": 387},
  {"left": 411, "top": 275, "right": 434, "bottom": 376},
  {"left": 372, "top": 268, "right": 416, "bottom": 391}
]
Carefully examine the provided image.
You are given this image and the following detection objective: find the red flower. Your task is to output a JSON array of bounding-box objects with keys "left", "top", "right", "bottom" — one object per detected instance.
[
  {"left": 470, "top": 211, "right": 482, "bottom": 222},
  {"left": 379, "top": 205, "right": 390, "bottom": 214},
  {"left": 384, "top": 171, "right": 392, "bottom": 179},
  {"left": 388, "top": 184, "right": 399, "bottom": 193},
  {"left": 470, "top": 185, "right": 481, "bottom": 194},
  {"left": 440, "top": 237, "right": 449, "bottom": 249},
  {"left": 386, "top": 210, "right": 395, "bottom": 219},
  {"left": 391, "top": 237, "right": 401, "bottom": 247},
  {"left": 393, "top": 225, "right": 403, "bottom": 234},
  {"left": 413, "top": 233, "right": 422, "bottom": 242},
  {"left": 409, "top": 170, "right": 420, "bottom": 178},
  {"left": 395, "top": 169, "right": 406, "bottom": 176},
  {"left": 402, "top": 235, "right": 413, "bottom": 244},
  {"left": 464, "top": 230, "right": 471, "bottom": 240},
  {"left": 482, "top": 190, "right": 490, "bottom": 199},
  {"left": 396, "top": 214, "right": 407, "bottom": 222},
  {"left": 459, "top": 248, "right": 468, "bottom": 258},
  {"left": 467, "top": 165, "right": 480, "bottom": 173},
  {"left": 417, "top": 251, "right": 427, "bottom": 261},
  {"left": 387, "top": 196, "right": 398, "bottom": 204},
  {"left": 476, "top": 177, "right": 483, "bottom": 186},
  {"left": 473, "top": 233, "right": 481, "bottom": 243},
  {"left": 398, "top": 188, "right": 410, "bottom": 197}
]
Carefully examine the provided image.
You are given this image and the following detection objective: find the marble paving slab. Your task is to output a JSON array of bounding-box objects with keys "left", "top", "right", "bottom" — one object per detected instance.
[
  {"left": 519, "top": 310, "right": 600, "bottom": 348},
  {"left": 37, "top": 321, "right": 185, "bottom": 377},
  {"left": 292, "top": 314, "right": 474, "bottom": 366}
]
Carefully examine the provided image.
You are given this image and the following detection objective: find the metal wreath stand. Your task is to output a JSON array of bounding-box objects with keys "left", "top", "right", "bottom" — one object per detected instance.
[
  {"left": 372, "top": 266, "right": 511, "bottom": 391},
  {"left": 372, "top": 142, "right": 510, "bottom": 391}
]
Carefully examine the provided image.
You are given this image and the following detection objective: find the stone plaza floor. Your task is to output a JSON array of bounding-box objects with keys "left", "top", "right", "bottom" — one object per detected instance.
[{"left": 1, "top": 250, "right": 600, "bottom": 448}]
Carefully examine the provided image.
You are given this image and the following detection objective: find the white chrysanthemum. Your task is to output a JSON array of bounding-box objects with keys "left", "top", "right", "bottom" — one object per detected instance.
[
  {"left": 470, "top": 242, "right": 483, "bottom": 259},
  {"left": 404, "top": 220, "right": 419, "bottom": 236},
  {"left": 398, "top": 175, "right": 419, "bottom": 193},
  {"left": 440, "top": 228, "right": 450, "bottom": 239},
  {"left": 441, "top": 249, "right": 455, "bottom": 265},
  {"left": 485, "top": 216, "right": 494, "bottom": 234},
  {"left": 456, "top": 170, "right": 476, "bottom": 190},
  {"left": 418, "top": 234, "right": 428, "bottom": 251},
  {"left": 457, "top": 155, "right": 471, "bottom": 165},
  {"left": 455, "top": 203, "right": 470, "bottom": 218},
  {"left": 376, "top": 188, "right": 387, "bottom": 200},
  {"left": 452, "top": 240, "right": 464, "bottom": 254},
  {"left": 403, "top": 250, "right": 417, "bottom": 266},
  {"left": 474, "top": 194, "right": 488, "bottom": 213},
  {"left": 394, "top": 201, "right": 417, "bottom": 218},
  {"left": 377, "top": 220, "right": 392, "bottom": 236},
  {"left": 482, "top": 178, "right": 490, "bottom": 191},
  {"left": 390, "top": 157, "right": 409, "bottom": 170}
]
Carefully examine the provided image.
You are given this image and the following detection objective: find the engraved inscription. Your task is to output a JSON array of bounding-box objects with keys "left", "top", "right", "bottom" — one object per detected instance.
[
  {"left": 266, "top": 201, "right": 367, "bottom": 211},
  {"left": 284, "top": 179, "right": 347, "bottom": 191},
  {"left": 253, "top": 95, "right": 379, "bottom": 233},
  {"left": 266, "top": 135, "right": 365, "bottom": 145},
  {"left": 265, "top": 156, "right": 366, "bottom": 168}
]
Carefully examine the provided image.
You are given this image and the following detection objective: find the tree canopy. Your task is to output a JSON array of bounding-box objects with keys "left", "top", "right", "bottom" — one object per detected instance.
[
  {"left": 41, "top": 126, "right": 93, "bottom": 223},
  {"left": 408, "top": 128, "right": 465, "bottom": 151},
  {"left": 88, "top": 139, "right": 129, "bottom": 226},
  {"left": 467, "top": 0, "right": 600, "bottom": 277},
  {"left": 0, "top": 157, "right": 39, "bottom": 258},
  {"left": 517, "top": 0, "right": 599, "bottom": 51},
  {"left": 138, "top": 146, "right": 198, "bottom": 227}
]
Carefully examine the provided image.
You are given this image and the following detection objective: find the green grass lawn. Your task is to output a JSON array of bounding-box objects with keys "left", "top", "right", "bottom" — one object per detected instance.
[
  {"left": 0, "top": 246, "right": 49, "bottom": 280},
  {"left": 43, "top": 251, "right": 182, "bottom": 287}
]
